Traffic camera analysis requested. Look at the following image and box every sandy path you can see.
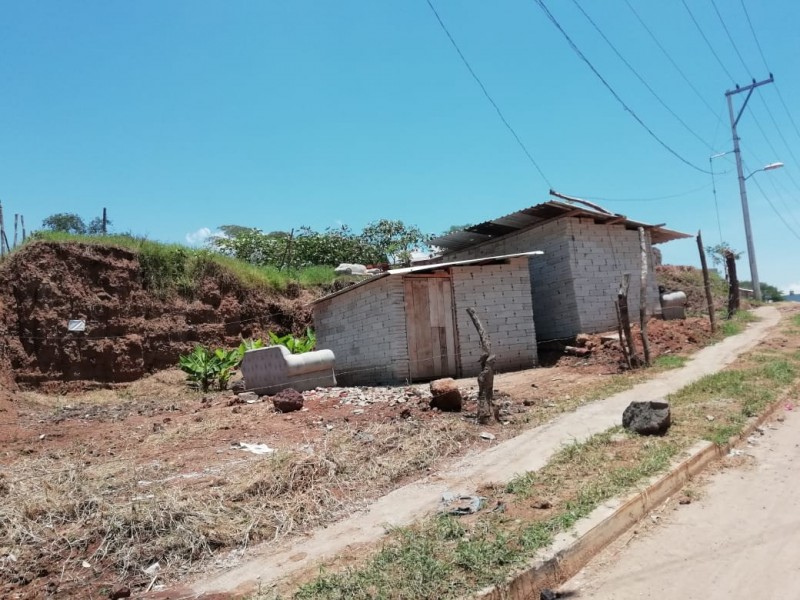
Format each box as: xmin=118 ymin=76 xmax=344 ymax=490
xmin=179 ymin=306 xmax=780 ymax=598
xmin=564 ymin=398 xmax=800 ymax=599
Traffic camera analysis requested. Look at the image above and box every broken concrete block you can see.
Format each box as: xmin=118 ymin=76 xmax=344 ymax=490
xmin=622 ymin=400 xmax=671 ymax=436
xmin=429 ymin=378 xmax=462 ymax=412
xmin=272 ymin=388 xmax=304 ymax=413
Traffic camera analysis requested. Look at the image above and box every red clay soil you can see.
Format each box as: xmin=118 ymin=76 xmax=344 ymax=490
xmin=0 ymin=242 xmax=314 ymax=390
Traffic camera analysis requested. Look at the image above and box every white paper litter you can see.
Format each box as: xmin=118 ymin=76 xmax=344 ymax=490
xmin=233 ymin=442 xmax=274 ymax=455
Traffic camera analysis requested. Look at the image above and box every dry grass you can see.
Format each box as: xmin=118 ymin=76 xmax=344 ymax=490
xmin=0 ymin=418 xmax=474 ymax=595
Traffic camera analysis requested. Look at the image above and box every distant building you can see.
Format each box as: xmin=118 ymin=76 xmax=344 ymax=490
xmin=784 ymin=291 xmax=800 ymax=302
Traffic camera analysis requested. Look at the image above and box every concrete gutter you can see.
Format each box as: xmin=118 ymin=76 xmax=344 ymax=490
xmin=475 ymin=396 xmax=790 ymax=600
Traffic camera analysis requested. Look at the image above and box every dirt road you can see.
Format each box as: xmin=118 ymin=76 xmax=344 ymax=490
xmin=182 ymin=307 xmax=781 ymax=598
xmin=564 ymin=403 xmax=800 ymax=599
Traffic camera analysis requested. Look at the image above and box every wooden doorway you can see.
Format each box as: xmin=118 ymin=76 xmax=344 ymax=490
xmin=404 ymin=275 xmax=458 ymax=380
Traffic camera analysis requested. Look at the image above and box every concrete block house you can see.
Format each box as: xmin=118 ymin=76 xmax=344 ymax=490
xmin=429 ymin=200 xmax=690 ymax=341
xmin=312 ymin=253 xmax=541 ymax=385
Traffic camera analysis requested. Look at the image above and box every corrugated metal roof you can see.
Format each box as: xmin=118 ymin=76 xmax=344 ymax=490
xmin=430 ymin=201 xmax=690 ymax=252
xmin=311 ymin=251 xmax=543 ymax=305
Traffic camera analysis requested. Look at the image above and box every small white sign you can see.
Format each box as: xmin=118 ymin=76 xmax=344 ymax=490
xmin=68 ymin=320 xmax=86 ymax=332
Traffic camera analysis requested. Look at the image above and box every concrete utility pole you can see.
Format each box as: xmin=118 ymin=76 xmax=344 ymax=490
xmin=725 ymin=75 xmax=774 ymax=302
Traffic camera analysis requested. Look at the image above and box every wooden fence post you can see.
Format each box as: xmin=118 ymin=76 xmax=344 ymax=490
xmin=20 ymin=215 xmax=26 ymax=242
xmin=466 ymin=307 xmax=496 ymax=424
xmin=725 ymin=250 xmax=739 ymax=319
xmin=637 ymin=228 xmax=651 ymax=366
xmin=618 ymin=273 xmax=640 ymax=367
xmin=102 ymin=207 xmax=107 ymax=234
xmin=14 ymin=214 xmax=18 ymax=248
xmin=696 ymin=231 xmax=717 ymax=333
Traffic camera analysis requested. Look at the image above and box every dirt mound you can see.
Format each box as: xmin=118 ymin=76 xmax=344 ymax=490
xmin=0 ymin=242 xmax=316 ymax=389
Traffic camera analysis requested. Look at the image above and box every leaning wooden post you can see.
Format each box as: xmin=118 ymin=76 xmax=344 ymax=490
xmin=20 ymin=215 xmax=26 ymax=241
xmin=696 ymin=231 xmax=717 ymax=333
xmin=615 ymin=299 xmax=632 ymax=369
xmin=13 ymin=214 xmax=18 ymax=248
xmin=725 ymin=250 xmax=739 ymax=319
xmin=102 ymin=207 xmax=108 ymax=234
xmin=637 ymin=227 xmax=651 ymax=366
xmin=0 ymin=201 xmax=5 ymax=257
xmin=466 ymin=307 xmax=496 ymax=424
xmin=617 ymin=274 xmax=640 ymax=367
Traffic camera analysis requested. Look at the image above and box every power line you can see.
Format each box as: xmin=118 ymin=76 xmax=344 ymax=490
xmin=423 ymin=0 xmax=551 ymax=187
xmin=739 ymin=0 xmax=800 ymax=141
xmin=748 ymin=173 xmax=800 ymax=242
xmin=709 ymin=0 xmax=753 ymax=77
xmin=747 ymin=108 xmax=800 ymax=195
xmin=571 ymin=0 xmax=715 ymax=151
xmin=623 ymin=0 xmax=720 ymax=120
xmin=531 ymin=0 xmax=712 ymax=175
xmin=681 ymin=0 xmax=736 ymax=82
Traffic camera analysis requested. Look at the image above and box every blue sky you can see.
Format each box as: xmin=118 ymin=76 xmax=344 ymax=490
xmin=2 ymin=1 xmax=799 ymax=291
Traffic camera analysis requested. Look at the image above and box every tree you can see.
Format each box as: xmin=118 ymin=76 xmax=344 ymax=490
xmin=41 ymin=213 xmax=87 ymax=234
xmin=360 ymin=219 xmax=431 ymax=265
xmin=741 ymin=280 xmax=783 ymax=302
xmin=217 ymin=224 xmax=258 ymax=239
xmin=87 ymin=216 xmax=112 ymax=234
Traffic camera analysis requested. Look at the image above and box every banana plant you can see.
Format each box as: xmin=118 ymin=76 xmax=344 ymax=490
xmin=178 ymin=346 xmax=219 ymax=392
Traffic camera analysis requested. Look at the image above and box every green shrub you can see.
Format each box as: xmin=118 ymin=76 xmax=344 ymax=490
xmin=178 ymin=338 xmax=264 ymax=391
xmin=268 ymin=328 xmax=316 ymax=353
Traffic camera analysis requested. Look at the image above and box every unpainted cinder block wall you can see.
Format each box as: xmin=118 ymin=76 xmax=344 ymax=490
xmin=567 ymin=219 xmax=660 ymax=333
xmin=442 ymin=219 xmax=580 ymax=340
xmin=313 ymin=276 xmax=409 ymax=386
xmin=442 ymin=218 xmax=661 ymax=338
xmin=451 ymin=256 xmax=538 ymax=376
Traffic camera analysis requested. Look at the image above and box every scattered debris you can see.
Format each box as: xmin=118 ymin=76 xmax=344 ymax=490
xmin=440 ymin=492 xmax=486 ymax=516
xmin=706 ymin=414 xmax=715 ymax=421
xmin=108 ymin=586 xmax=131 ymax=600
xmin=678 ymin=496 xmax=692 ymax=505
xmin=532 ymin=498 xmax=553 ymax=510
xmin=237 ymin=391 xmax=260 ymax=404
xmin=232 ymin=442 xmax=275 ymax=455
xmin=622 ymin=400 xmax=671 ymax=436
xmin=479 ymin=432 xmax=496 ymax=441
xmin=728 ymin=448 xmax=745 ymax=457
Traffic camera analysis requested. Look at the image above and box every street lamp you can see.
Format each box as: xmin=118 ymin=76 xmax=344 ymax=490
xmin=737 ymin=159 xmax=783 ymax=301
xmin=745 ymin=162 xmax=784 ymax=180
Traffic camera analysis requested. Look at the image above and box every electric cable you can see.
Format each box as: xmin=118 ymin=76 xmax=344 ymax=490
xmin=424 ymin=0 xmax=552 ymax=187
xmin=572 ymin=0 xmax=715 ymax=151
xmin=532 ymin=0 xmax=713 ymax=175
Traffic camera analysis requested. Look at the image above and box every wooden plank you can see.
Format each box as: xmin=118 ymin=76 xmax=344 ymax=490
xmin=429 ymin=280 xmax=443 ymax=375
xmin=404 ymin=279 xmax=420 ymax=379
xmin=441 ymin=279 xmax=457 ymax=375
xmin=412 ymin=279 xmax=434 ymax=379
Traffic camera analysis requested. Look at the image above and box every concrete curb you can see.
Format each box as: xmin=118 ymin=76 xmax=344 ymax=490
xmin=475 ymin=397 xmax=787 ymax=600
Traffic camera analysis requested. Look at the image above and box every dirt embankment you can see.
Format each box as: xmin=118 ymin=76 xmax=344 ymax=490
xmin=0 ymin=242 xmax=315 ymax=390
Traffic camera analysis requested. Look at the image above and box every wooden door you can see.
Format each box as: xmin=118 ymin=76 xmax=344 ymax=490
xmin=404 ymin=275 xmax=458 ymax=380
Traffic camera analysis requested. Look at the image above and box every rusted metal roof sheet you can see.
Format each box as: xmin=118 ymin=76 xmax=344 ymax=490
xmin=429 ymin=201 xmax=690 ymax=251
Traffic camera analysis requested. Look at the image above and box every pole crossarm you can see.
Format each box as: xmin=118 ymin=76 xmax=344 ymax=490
xmin=726 ymin=75 xmax=773 ymax=128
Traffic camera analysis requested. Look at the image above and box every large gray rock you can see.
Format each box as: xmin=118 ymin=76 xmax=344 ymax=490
xmin=622 ymin=400 xmax=671 ymax=436
xmin=429 ymin=378 xmax=463 ymax=412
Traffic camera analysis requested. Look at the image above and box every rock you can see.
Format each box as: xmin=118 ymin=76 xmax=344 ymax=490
xmin=523 ymin=398 xmax=535 ymax=406
xmin=480 ymin=431 xmax=496 ymax=441
xmin=272 ymin=389 xmax=304 ymax=413
xmin=237 ymin=391 xmax=260 ymax=404
xmin=230 ymin=379 xmax=245 ymax=393
xmin=429 ymin=378 xmax=463 ymax=412
xmin=532 ymin=498 xmax=552 ymax=509
xmin=334 ymin=263 xmax=368 ymax=275
xmin=622 ymin=400 xmax=671 ymax=436
xmin=575 ymin=333 xmax=591 ymax=347
xmin=108 ymin=586 xmax=131 ymax=600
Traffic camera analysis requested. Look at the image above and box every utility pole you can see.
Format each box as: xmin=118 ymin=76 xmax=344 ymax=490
xmin=726 ymin=74 xmax=774 ymax=302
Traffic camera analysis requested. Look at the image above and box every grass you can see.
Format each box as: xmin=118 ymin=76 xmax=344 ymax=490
xmin=652 ymin=354 xmax=688 ymax=370
xmin=0 ymin=410 xmax=476 ymax=595
xmin=17 ymin=232 xmax=338 ymax=296
xmin=719 ymin=309 xmax=759 ymax=337
xmin=277 ymin=431 xmax=678 ymax=600
xmin=268 ymin=308 xmax=800 ymax=599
